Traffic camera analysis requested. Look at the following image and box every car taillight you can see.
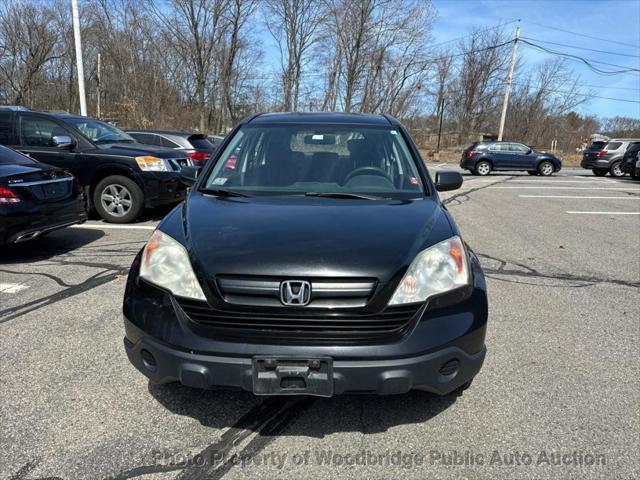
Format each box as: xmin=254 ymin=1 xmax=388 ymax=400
xmin=597 ymin=150 xmax=607 ymax=157
xmin=0 ymin=186 xmax=21 ymax=204
xmin=188 ymin=151 xmax=210 ymax=163
xmin=465 ymin=150 xmax=475 ymax=159
xmin=224 ymin=155 xmax=237 ymax=169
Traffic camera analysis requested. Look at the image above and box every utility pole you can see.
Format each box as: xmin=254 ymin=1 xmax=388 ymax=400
xmin=436 ymin=97 xmax=445 ymax=152
xmin=497 ymin=23 xmax=520 ymax=141
xmin=71 ymin=0 xmax=87 ymax=116
xmin=96 ymin=53 xmax=101 ymax=119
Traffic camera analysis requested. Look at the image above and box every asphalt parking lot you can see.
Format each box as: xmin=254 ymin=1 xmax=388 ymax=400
xmin=1 ymin=167 xmax=638 ymax=480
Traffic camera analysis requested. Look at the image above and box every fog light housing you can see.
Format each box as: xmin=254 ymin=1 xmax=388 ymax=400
xmin=439 ymin=358 xmax=460 ymax=377
xmin=140 ymin=349 xmax=157 ymax=372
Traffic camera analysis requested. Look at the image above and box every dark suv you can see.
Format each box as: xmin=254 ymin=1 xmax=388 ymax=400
xmin=460 ymin=141 xmax=562 ymax=176
xmin=0 ymin=109 xmax=191 ymax=223
xmin=621 ymin=141 xmax=640 ymax=178
xmin=123 ymin=113 xmax=488 ymax=397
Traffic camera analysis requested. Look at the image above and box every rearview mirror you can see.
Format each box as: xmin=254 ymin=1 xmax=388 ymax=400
xmin=435 ymin=171 xmax=463 ymax=192
xmin=179 ymin=165 xmax=199 ymax=186
xmin=53 ymin=135 xmax=75 ymax=149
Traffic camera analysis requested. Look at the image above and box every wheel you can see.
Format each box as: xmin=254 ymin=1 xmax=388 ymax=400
xmin=93 ymin=175 xmax=144 ymax=223
xmin=538 ymin=161 xmax=554 ymax=176
xmin=609 ymin=161 xmax=624 ymax=178
xmin=527 ymin=171 xmax=537 ymax=176
xmin=592 ymin=169 xmax=607 ymax=177
xmin=475 ymin=161 xmax=491 ymax=176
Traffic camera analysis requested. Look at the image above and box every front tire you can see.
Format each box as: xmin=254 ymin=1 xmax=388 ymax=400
xmin=592 ymin=169 xmax=607 ymax=177
xmin=538 ymin=161 xmax=554 ymax=176
xmin=475 ymin=160 xmax=491 ymax=176
xmin=610 ymin=161 xmax=624 ymax=178
xmin=93 ymin=175 xmax=144 ymax=223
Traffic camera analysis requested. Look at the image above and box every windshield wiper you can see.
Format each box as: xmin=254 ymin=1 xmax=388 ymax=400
xmin=304 ymin=192 xmax=382 ymax=200
xmin=200 ymin=188 xmax=250 ymax=198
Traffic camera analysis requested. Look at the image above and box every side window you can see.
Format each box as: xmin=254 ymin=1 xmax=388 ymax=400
xmin=18 ymin=116 xmax=68 ymax=148
xmin=130 ymin=133 xmax=154 ymax=145
xmin=0 ymin=112 xmax=13 ymax=144
xmin=489 ymin=144 xmax=504 ymax=152
xmin=511 ymin=143 xmax=529 ymax=153
xmin=159 ymin=136 xmax=179 ymax=148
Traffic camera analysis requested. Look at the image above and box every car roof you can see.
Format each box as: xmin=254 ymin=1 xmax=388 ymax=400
xmin=127 ymin=129 xmax=203 ymax=138
xmin=608 ymin=138 xmax=640 ymax=142
xmin=248 ymin=112 xmax=396 ymax=126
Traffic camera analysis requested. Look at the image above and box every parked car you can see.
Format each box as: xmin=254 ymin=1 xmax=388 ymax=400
xmin=207 ymin=134 xmax=225 ymax=151
xmin=0 ymin=145 xmax=86 ymax=244
xmin=580 ymin=138 xmax=640 ymax=177
xmin=634 ymin=153 xmax=640 ymax=181
xmin=123 ymin=112 xmax=488 ymax=397
xmin=460 ymin=141 xmax=561 ymax=176
xmin=126 ymin=130 xmax=214 ymax=166
xmin=621 ymin=141 xmax=640 ymax=177
xmin=0 ymin=108 xmax=191 ymax=223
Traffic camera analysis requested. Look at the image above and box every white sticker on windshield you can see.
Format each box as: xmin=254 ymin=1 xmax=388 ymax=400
xmin=212 ymin=177 xmax=227 ymax=185
xmin=312 ymin=134 xmax=324 ymax=140
xmin=390 ymin=130 xmax=398 ymax=135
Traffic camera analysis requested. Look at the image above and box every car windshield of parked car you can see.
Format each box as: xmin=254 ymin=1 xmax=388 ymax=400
xmin=0 ymin=145 xmax=37 ymax=165
xmin=64 ymin=118 xmax=135 ymax=144
xmin=203 ymin=125 xmax=425 ymax=198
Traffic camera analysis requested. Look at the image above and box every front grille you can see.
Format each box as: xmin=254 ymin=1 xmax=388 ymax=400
xmin=217 ymin=276 xmax=376 ymax=308
xmin=166 ymin=157 xmax=192 ymax=171
xmin=176 ymin=298 xmax=422 ymax=343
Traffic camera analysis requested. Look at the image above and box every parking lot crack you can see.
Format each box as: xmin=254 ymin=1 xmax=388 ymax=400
xmin=443 ymin=176 xmax=513 ymax=207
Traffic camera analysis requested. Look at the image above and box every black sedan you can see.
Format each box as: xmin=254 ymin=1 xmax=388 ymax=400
xmin=0 ymin=145 xmax=87 ymax=245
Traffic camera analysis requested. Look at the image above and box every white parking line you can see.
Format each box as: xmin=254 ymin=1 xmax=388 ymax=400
xmin=508 ymin=180 xmax=631 ymax=184
xmin=0 ymin=283 xmax=29 ymax=294
xmin=493 ymin=186 xmax=640 ymax=191
xmin=566 ymin=211 xmax=640 ymax=215
xmin=520 ymin=195 xmax=640 ymax=200
xmin=73 ymin=223 xmax=157 ymax=230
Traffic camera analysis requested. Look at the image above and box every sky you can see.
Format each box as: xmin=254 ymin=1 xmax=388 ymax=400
xmin=430 ymin=0 xmax=640 ymax=118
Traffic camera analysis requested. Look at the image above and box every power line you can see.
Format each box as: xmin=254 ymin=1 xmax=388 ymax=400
xmin=520 ymin=39 xmax=640 ymax=75
xmin=520 ymin=36 xmax=640 ymax=59
xmin=428 ymin=19 xmax=519 ymax=50
xmin=524 ymin=20 xmax=640 ymax=49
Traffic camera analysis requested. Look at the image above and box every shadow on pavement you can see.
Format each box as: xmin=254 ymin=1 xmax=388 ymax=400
xmin=0 ymin=227 xmax=104 ymax=264
xmin=149 ymin=382 xmax=458 ymax=436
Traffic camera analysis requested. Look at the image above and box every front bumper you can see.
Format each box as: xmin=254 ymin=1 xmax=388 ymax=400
xmin=122 ymin=251 xmax=489 ymax=396
xmin=124 ymin=329 xmax=486 ymax=395
xmin=0 ymin=194 xmax=87 ymax=244
xmin=134 ymin=172 xmax=187 ymax=208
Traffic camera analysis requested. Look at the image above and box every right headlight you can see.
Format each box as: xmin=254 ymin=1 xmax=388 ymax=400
xmin=388 ymin=236 xmax=469 ymax=306
xmin=139 ymin=230 xmax=206 ymax=300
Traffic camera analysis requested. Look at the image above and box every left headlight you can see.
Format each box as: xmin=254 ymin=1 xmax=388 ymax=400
xmin=135 ymin=156 xmax=169 ymax=172
xmin=139 ymin=230 xmax=206 ymax=300
xmin=388 ymin=236 xmax=469 ymax=306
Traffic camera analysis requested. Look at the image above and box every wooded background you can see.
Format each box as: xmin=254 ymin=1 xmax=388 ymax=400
xmin=1 ymin=0 xmax=638 ymax=153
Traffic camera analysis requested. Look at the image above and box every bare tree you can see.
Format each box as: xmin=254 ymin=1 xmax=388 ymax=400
xmin=265 ymin=0 xmax=321 ymax=111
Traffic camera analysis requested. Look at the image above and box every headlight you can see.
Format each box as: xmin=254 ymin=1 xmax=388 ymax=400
xmin=139 ymin=230 xmax=206 ymax=300
xmin=135 ymin=156 xmax=169 ymax=172
xmin=388 ymin=236 xmax=469 ymax=305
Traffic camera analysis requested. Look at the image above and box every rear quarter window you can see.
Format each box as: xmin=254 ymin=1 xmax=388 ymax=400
xmin=189 ymin=138 xmax=213 ymax=150
xmin=605 ymin=142 xmax=622 ymax=150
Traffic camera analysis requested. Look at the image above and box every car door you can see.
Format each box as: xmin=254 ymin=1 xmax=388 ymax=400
xmin=509 ymin=143 xmax=535 ymax=169
xmin=487 ymin=143 xmax=505 ymax=169
xmin=14 ymin=114 xmax=85 ymax=181
xmin=497 ymin=143 xmax=523 ymax=169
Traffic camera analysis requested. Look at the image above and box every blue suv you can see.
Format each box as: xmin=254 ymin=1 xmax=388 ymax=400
xmin=460 ymin=141 xmax=562 ymax=176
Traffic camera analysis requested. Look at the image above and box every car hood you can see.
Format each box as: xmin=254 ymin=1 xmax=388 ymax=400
xmin=161 ymin=193 xmax=456 ymax=284
xmin=95 ymin=143 xmax=184 ymax=158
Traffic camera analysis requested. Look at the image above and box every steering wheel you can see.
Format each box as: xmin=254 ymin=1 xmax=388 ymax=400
xmin=343 ymin=166 xmax=392 ymax=184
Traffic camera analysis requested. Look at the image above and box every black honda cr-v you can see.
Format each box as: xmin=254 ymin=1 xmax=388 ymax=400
xmin=123 ymin=113 xmax=488 ymax=397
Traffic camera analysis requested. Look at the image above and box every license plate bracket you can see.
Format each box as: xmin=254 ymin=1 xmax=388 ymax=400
xmin=252 ymin=356 xmax=333 ymax=397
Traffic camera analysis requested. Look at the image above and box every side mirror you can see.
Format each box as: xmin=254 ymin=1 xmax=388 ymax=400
xmin=53 ymin=135 xmax=75 ymax=149
xmin=526 ymin=148 xmax=532 ymax=155
xmin=179 ymin=165 xmax=199 ymax=186
xmin=435 ymin=171 xmax=463 ymax=192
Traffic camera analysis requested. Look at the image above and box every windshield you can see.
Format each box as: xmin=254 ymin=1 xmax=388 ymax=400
xmin=63 ymin=118 xmax=135 ymax=144
xmin=203 ymin=125 xmax=425 ymax=198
